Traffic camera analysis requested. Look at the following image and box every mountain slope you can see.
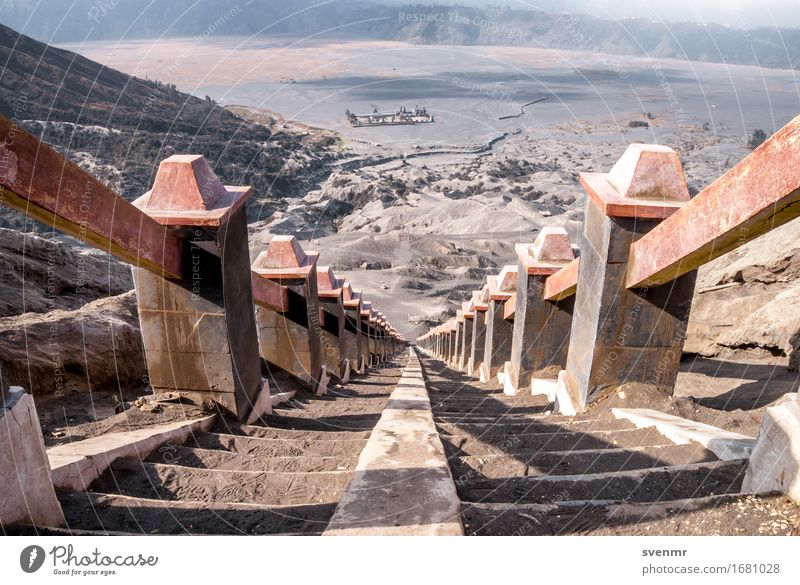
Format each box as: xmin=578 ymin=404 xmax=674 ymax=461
xmin=2 ymin=1 xmax=800 ymax=70
xmin=0 ymin=22 xmax=339 ymax=231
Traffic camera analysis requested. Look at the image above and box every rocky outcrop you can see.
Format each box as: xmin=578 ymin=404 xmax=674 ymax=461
xmin=0 ymin=291 xmax=146 ymax=396
xmin=0 ymin=23 xmax=339 ymax=233
xmin=686 ymin=218 xmax=800 ymax=367
xmin=0 ymin=228 xmax=132 ymax=317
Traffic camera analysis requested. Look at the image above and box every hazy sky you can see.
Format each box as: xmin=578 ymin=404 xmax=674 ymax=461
xmin=384 ymin=0 xmax=800 ymax=29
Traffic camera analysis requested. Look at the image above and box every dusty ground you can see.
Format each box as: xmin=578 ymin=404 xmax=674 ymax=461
xmin=462 ymin=494 xmax=800 ymax=536
xmin=38 ymin=388 xmax=209 ymax=448
xmin=421 ymin=355 xmax=800 ymax=536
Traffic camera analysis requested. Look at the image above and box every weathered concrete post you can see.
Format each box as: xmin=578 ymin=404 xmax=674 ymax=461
xmin=447 ymin=319 xmax=457 ymax=365
xmin=0 ymin=384 xmax=65 ymax=528
xmin=469 ymin=288 xmax=489 ymax=376
xmin=460 ymin=301 xmax=474 ymax=371
xmin=480 ymin=266 xmax=518 ymax=383
xmin=453 ymin=310 xmax=465 ymax=369
xmin=505 ymin=228 xmax=576 ymax=395
xmin=316 ymin=266 xmax=347 ymax=382
xmin=558 ymin=144 xmax=696 ymax=414
xmin=362 ymin=303 xmax=376 ymax=365
xmin=252 ymin=235 xmax=328 ymax=396
xmin=360 ymin=301 xmax=373 ymax=369
xmin=342 ymin=283 xmax=365 ymax=374
xmin=377 ymin=315 xmax=387 ymax=362
xmin=132 ymin=155 xmax=266 ymax=420
xmin=371 ymin=311 xmax=381 ymax=363
xmin=378 ymin=313 xmax=387 ymax=363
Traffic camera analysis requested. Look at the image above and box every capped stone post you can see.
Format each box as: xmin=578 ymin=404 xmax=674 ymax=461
xmin=342 ymin=283 xmax=366 ymax=374
xmin=469 ymin=287 xmax=490 ymax=376
xmin=460 ymin=300 xmax=474 ymax=371
xmin=505 ymin=227 xmax=576 ymax=395
xmin=480 ymin=266 xmax=518 ymax=383
xmin=453 ymin=317 xmax=462 ymax=368
xmin=251 ymin=235 xmax=327 ymax=396
xmin=361 ymin=302 xmax=376 ymax=366
xmin=132 ymin=154 xmax=266 ymax=420
xmin=316 ymin=266 xmax=348 ymax=382
xmin=558 ymin=144 xmax=696 ymax=414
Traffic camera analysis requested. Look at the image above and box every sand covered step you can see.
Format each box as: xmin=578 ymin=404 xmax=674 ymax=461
xmin=441 ymin=426 xmax=671 ymax=456
xmin=276 ymin=397 xmax=389 ymax=412
xmin=191 ymin=431 xmax=368 ymax=457
xmin=258 ymin=413 xmax=382 ymax=431
xmin=91 ymin=459 xmax=352 ymax=505
xmin=146 ymin=446 xmax=356 ymax=473
xmin=457 ymin=459 xmax=747 ymax=504
xmin=450 ymin=443 xmax=717 ymax=478
xmin=212 ymin=422 xmax=371 ymax=441
xmin=58 ymin=491 xmax=333 ymax=535
xmin=435 ymin=419 xmax=629 ymax=433
xmin=427 ymin=390 xmax=510 ymax=400
xmin=431 ymin=405 xmax=551 ymax=417
xmin=460 ymin=493 xmax=793 ymax=536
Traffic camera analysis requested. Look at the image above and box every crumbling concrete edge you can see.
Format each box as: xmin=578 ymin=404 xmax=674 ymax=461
xmin=742 ymin=399 xmax=800 ymax=503
xmin=47 ymin=414 xmax=217 ymax=491
xmin=324 ymin=348 xmax=463 ymax=536
xmin=613 ymin=407 xmax=755 ymax=461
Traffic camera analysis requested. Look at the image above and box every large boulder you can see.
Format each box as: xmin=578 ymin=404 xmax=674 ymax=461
xmin=743 ymin=398 xmax=800 ymax=503
xmin=0 ymin=291 xmax=145 ymax=396
xmin=686 ymin=218 xmax=800 ymax=365
xmin=0 ymin=227 xmax=132 ymax=317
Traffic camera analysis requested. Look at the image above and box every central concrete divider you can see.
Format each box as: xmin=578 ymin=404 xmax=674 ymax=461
xmin=324 ymin=348 xmax=463 ymax=536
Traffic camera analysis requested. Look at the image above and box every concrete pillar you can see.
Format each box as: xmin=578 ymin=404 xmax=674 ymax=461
xmin=360 ymin=301 xmax=373 ymax=367
xmin=460 ymin=301 xmax=474 ymax=371
xmin=743 ymin=398 xmax=800 ymax=503
xmin=452 ymin=313 xmax=464 ymax=368
xmin=506 ymin=228 xmax=576 ymax=395
xmin=343 ymin=284 xmax=365 ymax=374
xmin=252 ymin=235 xmax=327 ymax=396
xmin=132 ymin=154 xmax=265 ymax=420
xmin=559 ymin=144 xmax=696 ymax=414
xmin=369 ymin=312 xmax=379 ymax=364
xmin=481 ymin=266 xmax=517 ymax=382
xmin=470 ymin=289 xmax=489 ymax=376
xmin=0 ymin=387 xmax=65 ymax=528
xmin=363 ymin=304 xmax=378 ymax=365
xmin=317 ymin=266 xmax=347 ymax=381
xmin=377 ymin=316 xmax=387 ymax=362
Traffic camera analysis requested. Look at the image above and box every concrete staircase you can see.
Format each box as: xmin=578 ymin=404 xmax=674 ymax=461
xmin=421 ymin=356 xmax=750 ymax=536
xmin=52 ymin=359 xmax=407 ymax=535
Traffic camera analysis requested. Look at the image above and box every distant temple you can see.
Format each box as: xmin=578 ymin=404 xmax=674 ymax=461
xmin=346 ymin=106 xmax=435 ymax=127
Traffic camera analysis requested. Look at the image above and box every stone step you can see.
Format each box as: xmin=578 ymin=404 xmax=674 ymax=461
xmin=450 ymin=443 xmax=716 ymax=479
xmin=213 ymin=422 xmax=371 ymax=441
xmin=429 ymin=394 xmax=551 ymax=405
xmin=257 ymin=413 xmax=382 ymax=431
xmin=434 ymin=411 xmax=601 ymax=424
xmin=91 ymin=459 xmax=351 ymax=505
xmin=457 ymin=459 xmax=747 ymax=504
xmin=191 ymin=431 xmax=368 ymax=458
xmin=427 ymin=390 xmax=511 ymax=399
xmin=432 ymin=408 xmax=553 ymax=418
xmin=146 ymin=446 xmax=356 ymax=473
xmin=57 ymin=491 xmax=332 ymax=535
xmin=435 ymin=419 xmax=631 ymax=434
xmin=441 ymin=426 xmax=670 ymax=455
xmin=275 ymin=397 xmax=388 ymax=411
xmin=460 ymin=494 xmax=747 ymax=536
xmin=429 ymin=398 xmax=557 ymax=410
xmin=46 ymin=415 xmax=216 ymax=491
